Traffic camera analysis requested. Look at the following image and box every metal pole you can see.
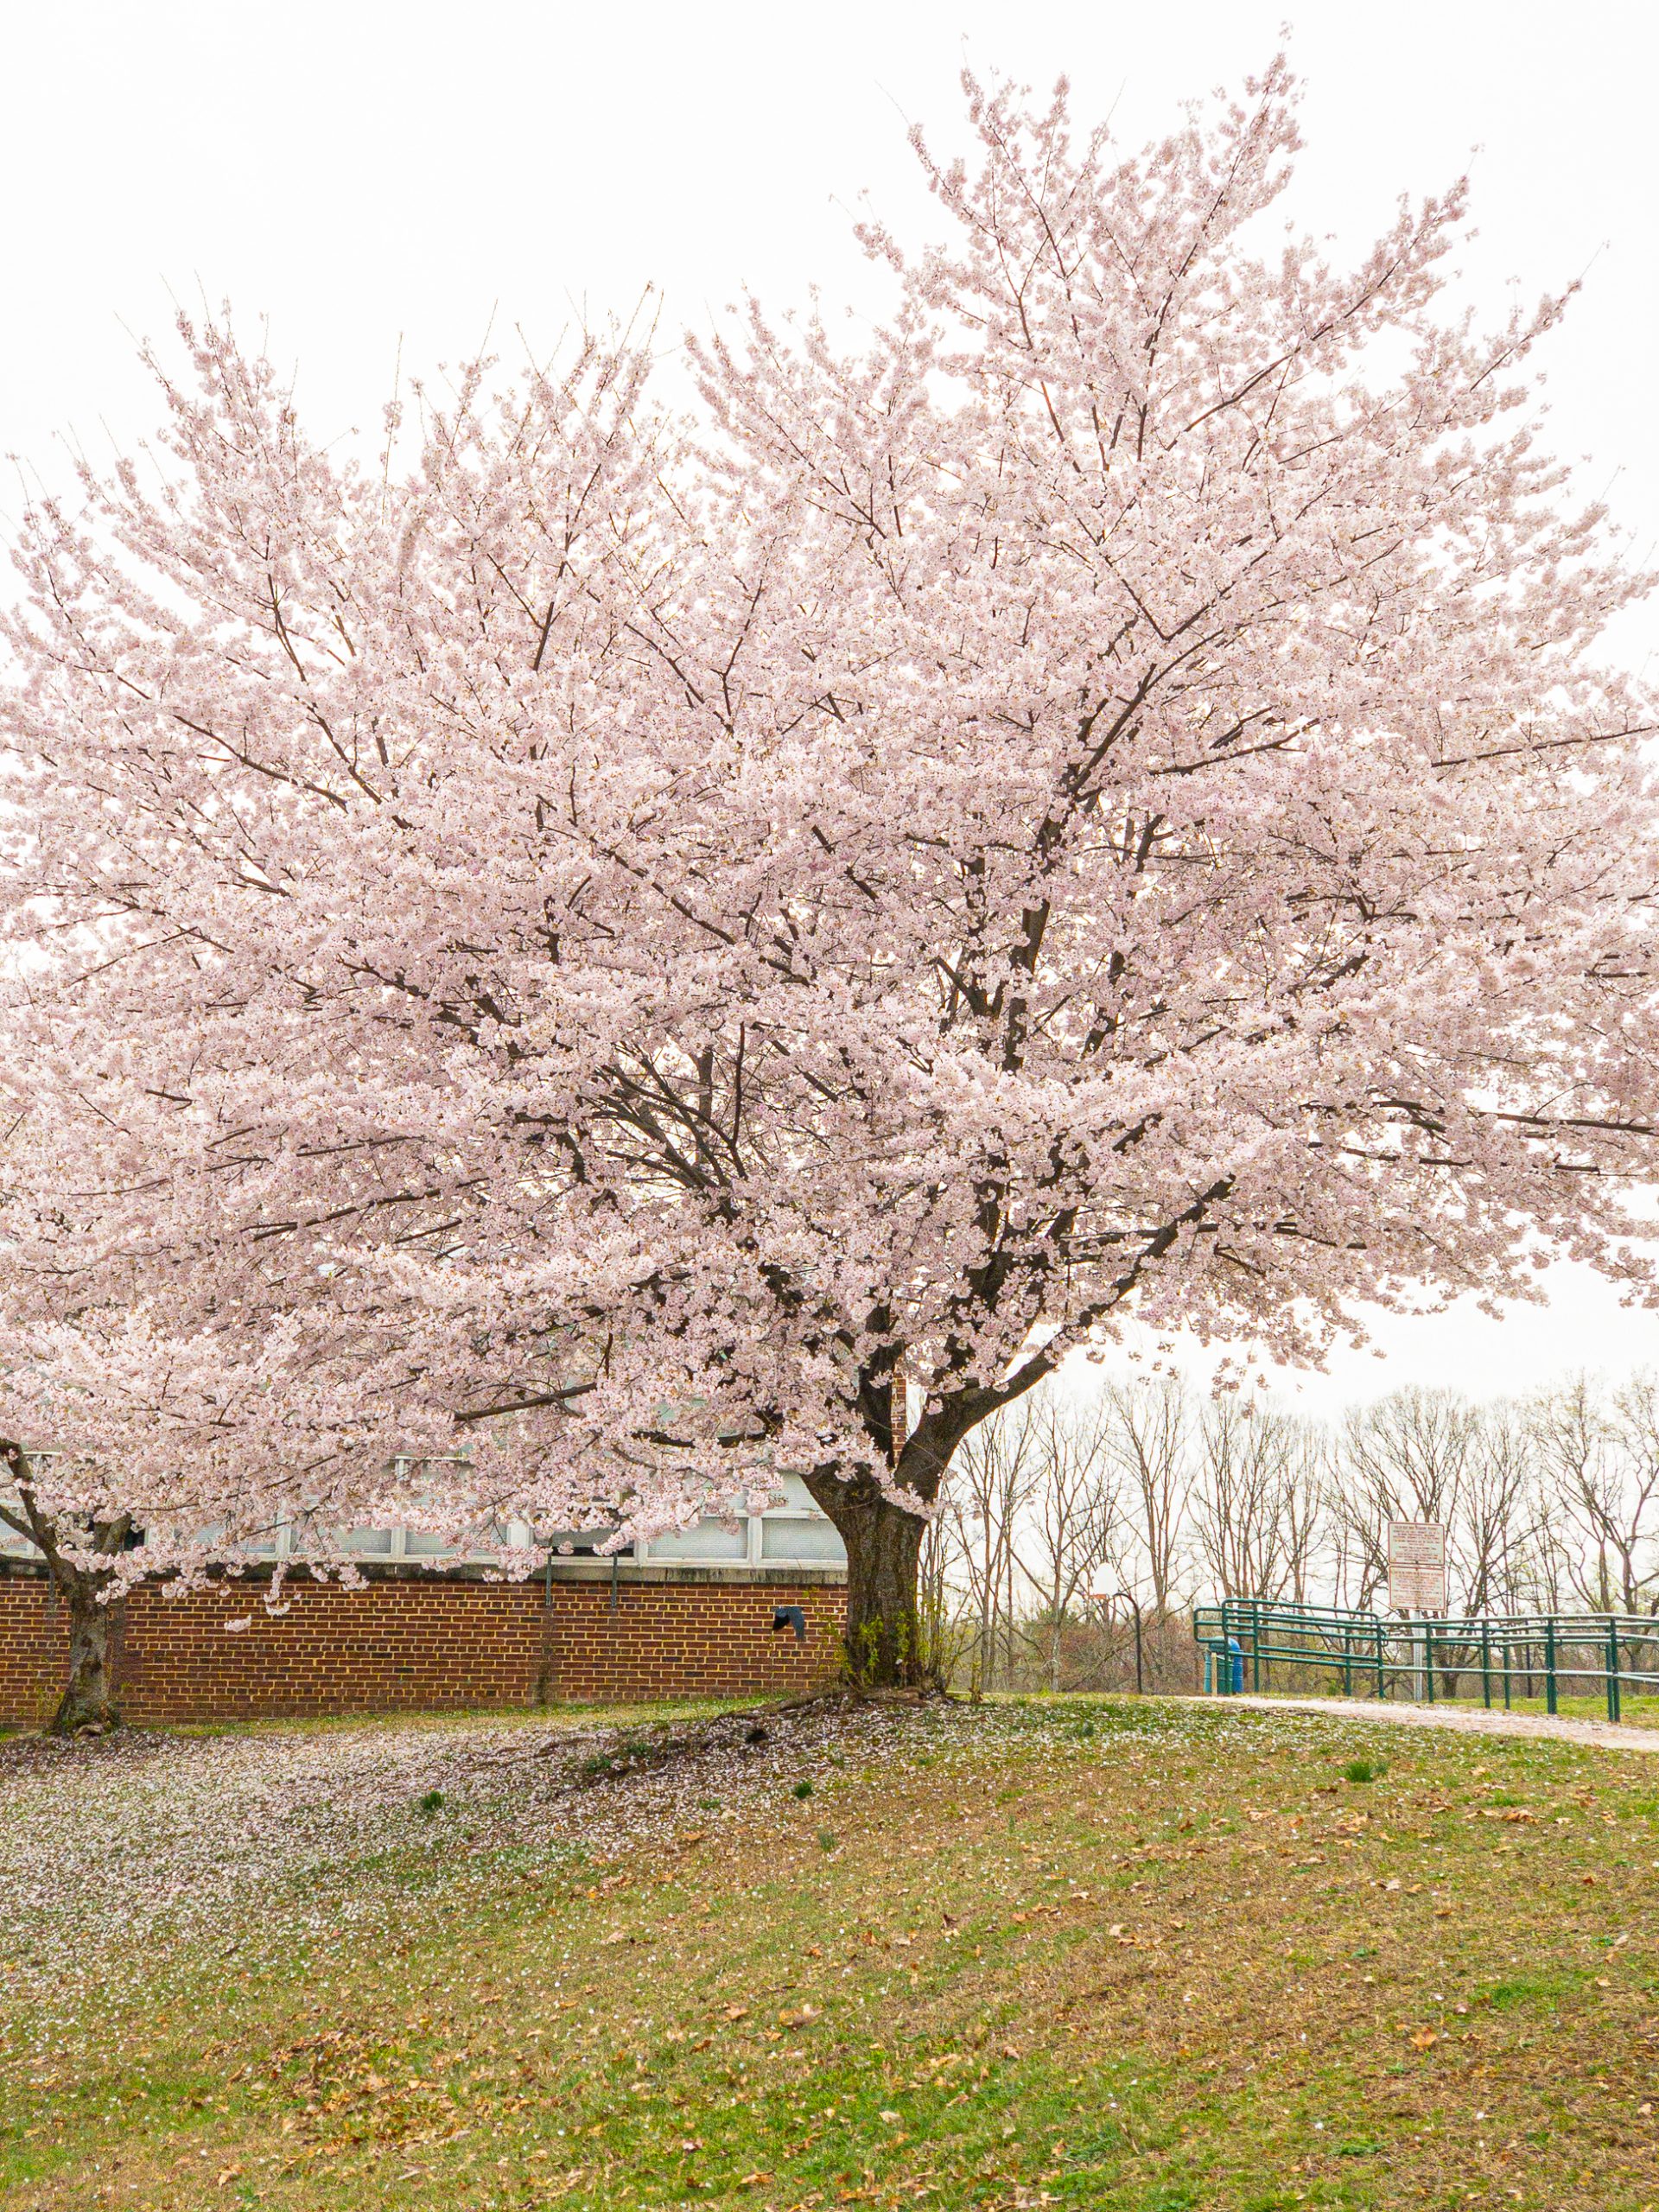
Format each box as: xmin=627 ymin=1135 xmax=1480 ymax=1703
xmin=1424 ymin=1620 xmax=1435 ymax=1704
xmin=1607 ymin=1619 xmax=1621 ymax=1726
xmin=1376 ymin=1618 xmax=1385 ymax=1700
xmin=1545 ymin=1617 xmax=1558 ymax=1716
xmin=1251 ymin=1600 xmax=1262 ymax=1694
xmin=1481 ymin=1621 xmax=1491 ymax=1709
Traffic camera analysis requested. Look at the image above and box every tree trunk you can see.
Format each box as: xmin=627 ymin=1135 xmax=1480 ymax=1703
xmin=53 ymin=1577 xmax=120 ymax=1734
xmin=811 ymin=1477 xmax=928 ymax=1687
xmin=0 ymin=1444 xmax=128 ymax=1734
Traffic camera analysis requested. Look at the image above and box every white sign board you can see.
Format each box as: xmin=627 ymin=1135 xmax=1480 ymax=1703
xmin=1387 ymin=1521 xmax=1446 ymax=1614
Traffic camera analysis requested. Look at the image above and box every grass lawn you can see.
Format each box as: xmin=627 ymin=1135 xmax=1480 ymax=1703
xmin=2 ymin=1694 xmax=1656 ymax=2211
xmin=1215 ymin=1682 xmax=1659 ymax=1733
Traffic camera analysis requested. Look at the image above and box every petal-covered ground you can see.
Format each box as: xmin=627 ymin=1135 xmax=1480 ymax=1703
xmin=0 ymin=1698 xmax=914 ymax=2011
xmin=3 ymin=1694 xmax=1656 ymax=2210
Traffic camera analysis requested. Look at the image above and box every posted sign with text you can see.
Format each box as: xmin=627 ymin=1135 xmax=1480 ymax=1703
xmin=1387 ymin=1522 xmax=1446 ymax=1614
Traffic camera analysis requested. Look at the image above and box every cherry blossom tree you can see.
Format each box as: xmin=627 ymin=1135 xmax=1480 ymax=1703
xmin=0 ymin=1102 xmax=499 ymax=1728
xmin=4 ymin=58 xmax=1659 ymax=1707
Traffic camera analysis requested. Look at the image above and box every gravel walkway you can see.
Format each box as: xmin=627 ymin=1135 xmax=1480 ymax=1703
xmin=1194 ymin=1692 xmax=1659 ymax=1754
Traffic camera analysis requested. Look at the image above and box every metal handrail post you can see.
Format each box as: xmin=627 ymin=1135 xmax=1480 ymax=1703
xmin=1174 ymin=1600 xmax=1657 ymax=1714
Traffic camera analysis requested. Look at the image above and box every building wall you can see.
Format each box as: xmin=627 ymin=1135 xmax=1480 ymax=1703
xmin=0 ymin=1563 xmax=847 ymax=1726
xmin=0 ymin=1573 xmax=70 ymax=1726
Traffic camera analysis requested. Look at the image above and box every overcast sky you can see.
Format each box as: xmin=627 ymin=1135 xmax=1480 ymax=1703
xmin=3 ymin=0 xmax=1656 ymax=1409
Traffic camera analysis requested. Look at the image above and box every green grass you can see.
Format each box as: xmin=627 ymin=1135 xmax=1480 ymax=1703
xmin=1503 ymin=1692 xmax=1659 ymax=1730
xmin=1339 ymin=1757 xmax=1388 ymax=1784
xmin=160 ymin=1694 xmax=768 ymax=1741
xmin=3 ymin=1695 xmax=1658 ymax=2210
xmin=1230 ymin=1680 xmax=1659 ymax=1731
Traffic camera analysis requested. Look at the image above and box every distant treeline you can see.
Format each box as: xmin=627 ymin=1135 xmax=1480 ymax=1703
xmin=923 ymin=1376 xmax=1659 ymax=1694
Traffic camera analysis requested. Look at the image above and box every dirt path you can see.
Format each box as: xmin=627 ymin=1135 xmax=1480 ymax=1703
xmin=1196 ymin=1691 xmax=1659 ymax=1755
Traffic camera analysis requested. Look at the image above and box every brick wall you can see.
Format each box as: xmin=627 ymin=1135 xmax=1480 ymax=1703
xmin=0 ymin=1574 xmax=69 ymax=1726
xmin=0 ymin=1564 xmax=847 ymax=1726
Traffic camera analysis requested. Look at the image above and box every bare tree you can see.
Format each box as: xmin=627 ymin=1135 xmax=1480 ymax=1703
xmin=1015 ymin=1396 xmax=1124 ymax=1690
xmin=1329 ymin=1388 xmax=1481 ymax=1610
xmin=1534 ymin=1375 xmax=1659 ymax=1614
xmin=1608 ymin=1377 xmax=1659 ymax=1612
xmin=1459 ymin=1401 xmax=1545 ymax=1616
xmin=1193 ymin=1400 xmax=1326 ymax=1603
xmin=942 ymin=1395 xmax=1046 ymax=1689
xmin=1098 ymin=1378 xmax=1191 ymax=1627
xmin=932 ymin=1368 xmax=1659 ymax=1697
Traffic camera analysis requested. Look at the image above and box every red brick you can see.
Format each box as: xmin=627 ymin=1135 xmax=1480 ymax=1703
xmin=0 ymin=1568 xmax=847 ymax=1725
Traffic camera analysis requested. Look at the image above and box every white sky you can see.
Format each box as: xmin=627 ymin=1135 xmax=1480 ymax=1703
xmin=3 ymin=0 xmax=1657 ymax=1409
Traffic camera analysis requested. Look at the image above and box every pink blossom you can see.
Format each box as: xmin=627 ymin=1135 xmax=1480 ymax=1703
xmin=2 ymin=62 xmax=1656 ymax=1680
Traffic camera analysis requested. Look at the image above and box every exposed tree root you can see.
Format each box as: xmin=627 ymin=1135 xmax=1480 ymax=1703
xmin=562 ymin=1679 xmax=956 ymax=1787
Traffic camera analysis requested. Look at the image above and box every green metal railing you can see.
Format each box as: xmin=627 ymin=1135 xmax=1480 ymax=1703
xmin=1192 ymin=1598 xmax=1659 ymax=1723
